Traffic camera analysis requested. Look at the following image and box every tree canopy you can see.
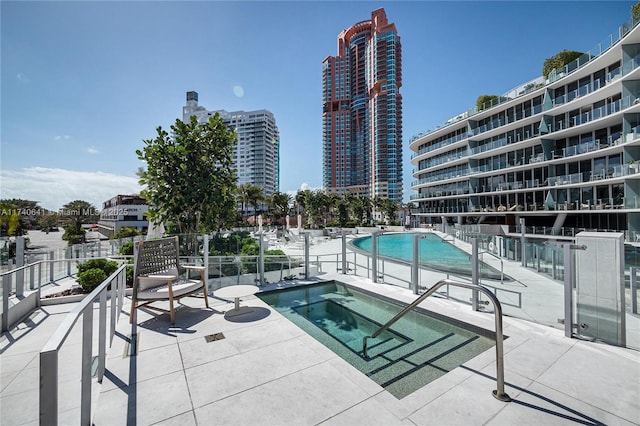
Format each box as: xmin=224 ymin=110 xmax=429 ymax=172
xmin=542 ymin=49 xmax=584 ymax=78
xmin=237 ymin=183 xmax=264 ymax=224
xmin=137 ymin=115 xmax=237 ymax=234
xmin=476 ymin=95 xmax=498 ymax=111
xmin=632 ymin=1 xmax=640 ymax=23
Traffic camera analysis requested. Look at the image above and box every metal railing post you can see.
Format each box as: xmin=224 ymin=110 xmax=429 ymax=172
xmin=49 ymin=251 xmax=54 ymax=283
xmin=110 ymin=270 xmax=117 ymax=344
xmin=98 ymin=290 xmax=107 ymax=383
xmin=412 ymin=234 xmax=419 ymax=294
xmin=258 ymin=232 xmax=265 ymax=285
xmin=562 ymin=243 xmax=587 ymax=338
xmin=372 ymin=231 xmax=378 ymax=283
xmin=203 ymin=234 xmax=209 ymax=289
xmin=304 ymin=233 xmax=310 ymax=279
xmin=66 ymin=247 xmax=72 ymax=277
xmin=29 ymin=256 xmax=35 ymax=290
xmin=16 ymin=236 xmax=24 ymax=296
xmin=520 ymin=218 xmax=526 ymax=266
xmin=471 ymin=238 xmax=479 ymax=310
xmin=341 ymin=230 xmax=347 ymax=274
xmin=81 ymin=303 xmax=93 ymax=425
xmin=118 ymin=269 xmax=124 ymax=313
xmin=2 ymin=275 xmax=10 ymax=332
xmin=563 ymin=244 xmax=574 ymax=338
xmin=40 ymin=349 xmax=58 ymax=425
xmin=632 ymin=267 xmax=638 ymax=314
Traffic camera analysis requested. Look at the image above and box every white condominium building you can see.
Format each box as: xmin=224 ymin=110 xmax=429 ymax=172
xmin=182 ymin=91 xmax=280 ymax=197
xmin=410 ymin=20 xmax=640 ymax=242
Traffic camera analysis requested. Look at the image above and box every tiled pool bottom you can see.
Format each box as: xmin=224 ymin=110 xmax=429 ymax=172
xmin=258 ymin=281 xmax=496 ymax=399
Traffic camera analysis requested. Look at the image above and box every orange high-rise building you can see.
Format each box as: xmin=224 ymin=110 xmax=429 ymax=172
xmin=322 ymin=8 xmax=403 ymax=202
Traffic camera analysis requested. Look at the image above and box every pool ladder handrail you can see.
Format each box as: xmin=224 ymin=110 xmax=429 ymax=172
xmin=362 ymin=278 xmax=512 ymax=402
xmin=478 ymin=249 xmax=504 ymax=284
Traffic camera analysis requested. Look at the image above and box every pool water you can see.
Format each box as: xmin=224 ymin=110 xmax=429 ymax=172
xmin=351 ymin=232 xmax=505 ymax=280
xmin=258 ymin=281 xmax=496 ymax=399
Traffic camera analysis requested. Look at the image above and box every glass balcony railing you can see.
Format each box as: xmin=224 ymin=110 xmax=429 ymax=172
xmin=411 ymin=19 xmax=640 ymax=145
xmin=411 ymin=132 xmax=468 ymax=158
xmin=550 ymin=96 xmax=634 ymax=132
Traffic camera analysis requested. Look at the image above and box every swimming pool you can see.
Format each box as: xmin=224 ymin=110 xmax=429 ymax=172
xmin=258 ymin=281 xmax=496 ymax=399
xmin=351 ymin=232 xmax=506 ymax=280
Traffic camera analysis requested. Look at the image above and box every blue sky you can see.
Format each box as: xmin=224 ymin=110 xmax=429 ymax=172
xmin=1 ymin=0 xmax=636 ymax=210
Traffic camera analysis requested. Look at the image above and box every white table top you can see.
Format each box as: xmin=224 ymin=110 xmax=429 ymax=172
xmin=213 ymin=285 xmax=259 ymax=299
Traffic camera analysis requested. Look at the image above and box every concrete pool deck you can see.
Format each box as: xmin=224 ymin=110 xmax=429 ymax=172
xmin=1 ymin=235 xmax=639 ymax=425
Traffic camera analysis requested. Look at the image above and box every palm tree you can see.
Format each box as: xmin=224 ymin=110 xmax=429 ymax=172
xmin=336 ymin=198 xmax=350 ymax=227
xmin=380 ymin=199 xmax=399 ymax=225
xmin=295 ymin=190 xmax=308 ymax=216
xmin=237 ymin=183 xmax=263 ymax=225
xmin=325 ymin=193 xmax=342 ymax=223
xmin=350 ymin=196 xmax=372 ymax=226
xmin=302 ymin=190 xmax=326 ymax=229
xmin=270 ymin=191 xmax=292 ymax=225
xmin=60 ymin=200 xmax=98 ymax=244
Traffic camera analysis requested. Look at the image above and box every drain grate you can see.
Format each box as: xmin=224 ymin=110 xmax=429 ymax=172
xmin=123 ymin=333 xmax=139 ymax=357
xmin=204 ymin=332 xmax=225 ymax=343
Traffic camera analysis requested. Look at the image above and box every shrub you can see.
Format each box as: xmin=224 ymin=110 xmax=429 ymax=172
xmin=125 ymin=258 xmax=134 ymax=287
xmin=542 ymin=49 xmax=584 ymax=78
xmin=62 ymin=225 xmax=85 ymax=245
xmin=77 ymin=258 xmax=118 ymax=276
xmin=77 ymin=268 xmax=107 ymax=292
xmin=119 ymin=241 xmax=134 ymax=256
xmin=110 ymin=226 xmax=141 ymax=240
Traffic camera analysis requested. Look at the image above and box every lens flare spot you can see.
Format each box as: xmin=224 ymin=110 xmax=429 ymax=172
xmin=233 ymin=85 xmax=244 ymax=97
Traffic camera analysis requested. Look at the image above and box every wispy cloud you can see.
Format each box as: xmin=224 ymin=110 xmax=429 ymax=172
xmin=285 ymin=182 xmax=319 ymax=199
xmin=87 ymin=146 xmax=99 ymax=154
xmin=53 ymin=134 xmax=72 ymax=141
xmin=0 ymin=167 xmax=142 ymax=210
xmin=16 ymin=72 xmax=30 ymax=83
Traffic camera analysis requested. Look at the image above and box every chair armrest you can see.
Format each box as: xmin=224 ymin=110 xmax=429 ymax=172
xmin=182 ymin=265 xmax=205 ymax=271
xmin=139 ymin=275 xmax=176 ymax=281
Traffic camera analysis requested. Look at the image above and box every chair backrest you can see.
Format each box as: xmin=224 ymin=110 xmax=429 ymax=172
xmin=133 ymin=236 xmax=182 ymax=292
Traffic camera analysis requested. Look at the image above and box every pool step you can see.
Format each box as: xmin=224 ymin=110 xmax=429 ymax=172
xmin=365 ymin=332 xmax=485 ymax=399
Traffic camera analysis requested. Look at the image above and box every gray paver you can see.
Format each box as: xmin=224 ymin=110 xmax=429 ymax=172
xmin=1 ymin=235 xmax=639 ymax=425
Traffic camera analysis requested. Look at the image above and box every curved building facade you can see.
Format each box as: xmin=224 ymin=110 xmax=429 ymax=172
xmin=410 ymin=19 xmax=640 ymax=241
xmin=322 ymin=8 xmax=403 ymax=202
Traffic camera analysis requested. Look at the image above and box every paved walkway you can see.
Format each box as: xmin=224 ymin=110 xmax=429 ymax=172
xmin=1 ymin=233 xmax=639 ymax=425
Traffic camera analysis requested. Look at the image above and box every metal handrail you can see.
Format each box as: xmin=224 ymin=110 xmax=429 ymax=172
xmin=362 ymin=278 xmax=511 ymax=402
xmin=479 ymin=249 xmax=504 ymax=284
xmin=40 ymin=264 xmax=127 ymax=425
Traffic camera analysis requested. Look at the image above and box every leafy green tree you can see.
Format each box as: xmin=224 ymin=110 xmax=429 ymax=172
xmin=336 ymin=198 xmax=350 ymax=227
xmin=380 ymin=199 xmax=399 ymax=225
xmin=542 ymin=49 xmax=584 ymax=78
xmin=60 ymin=200 xmax=98 ymax=235
xmin=294 ymin=190 xmax=307 ymax=215
xmin=38 ymin=213 xmax=59 ymax=233
xmin=476 ymin=95 xmax=498 ymax=111
xmin=269 ymin=191 xmax=291 ymax=225
xmin=119 ymin=242 xmax=134 ymax=256
xmin=237 ymin=183 xmax=264 ymax=225
xmin=110 ymin=226 xmax=141 ymax=240
xmin=62 ymin=225 xmax=85 ymax=245
xmin=350 ymin=196 xmax=371 ymax=226
xmin=58 ymin=200 xmax=97 ymax=245
xmin=303 ymin=190 xmax=327 ymax=228
xmin=0 ymin=199 xmax=44 ymax=235
xmin=137 ymin=115 xmax=237 ymax=234
xmin=633 ymin=1 xmax=640 ymax=23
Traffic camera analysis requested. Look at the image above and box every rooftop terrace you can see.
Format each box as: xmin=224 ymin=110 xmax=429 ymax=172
xmin=1 ymin=235 xmax=639 ymax=425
